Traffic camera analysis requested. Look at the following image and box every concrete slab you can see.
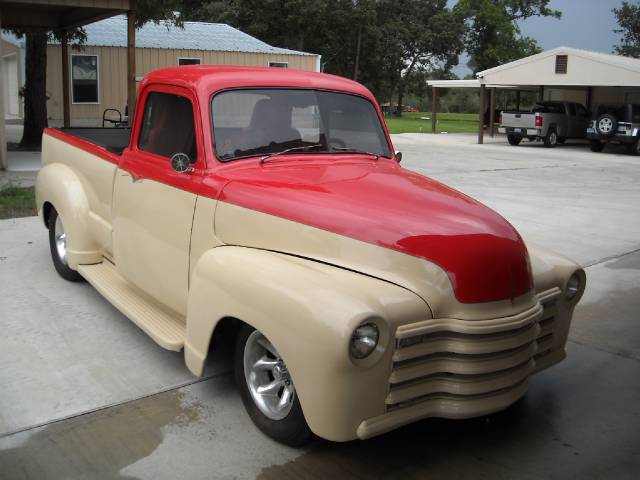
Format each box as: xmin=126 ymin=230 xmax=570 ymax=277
xmin=0 ymin=217 xmax=230 ymax=437
xmin=1 ymin=133 xmax=639 ymax=478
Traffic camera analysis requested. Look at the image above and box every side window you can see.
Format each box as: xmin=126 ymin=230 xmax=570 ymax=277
xmin=567 ymin=103 xmax=576 ymax=116
xmin=138 ymin=92 xmax=197 ymax=161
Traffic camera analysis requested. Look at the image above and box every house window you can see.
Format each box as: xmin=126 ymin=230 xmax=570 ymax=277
xmin=71 ymin=54 xmax=98 ymax=103
xmin=555 ymin=55 xmax=568 ymax=74
xmin=268 ymin=62 xmax=288 ymax=68
xmin=178 ymin=58 xmax=201 ymax=66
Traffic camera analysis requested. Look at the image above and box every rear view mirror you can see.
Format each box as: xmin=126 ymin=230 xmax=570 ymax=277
xmin=171 ymin=153 xmax=194 ymax=173
xmin=395 ymin=151 xmax=402 ymax=163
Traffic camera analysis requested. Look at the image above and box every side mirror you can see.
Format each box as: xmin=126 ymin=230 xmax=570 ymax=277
xmin=171 ymin=153 xmax=194 ymax=173
xmin=395 ymin=151 xmax=402 ymax=163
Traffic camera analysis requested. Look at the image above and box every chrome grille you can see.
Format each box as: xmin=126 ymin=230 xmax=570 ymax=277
xmin=387 ymin=288 xmax=562 ymax=411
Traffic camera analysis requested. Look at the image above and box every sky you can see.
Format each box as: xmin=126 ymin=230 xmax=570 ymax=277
xmin=450 ymin=0 xmax=625 ymax=77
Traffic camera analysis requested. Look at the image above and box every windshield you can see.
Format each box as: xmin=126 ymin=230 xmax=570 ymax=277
xmin=212 ymin=89 xmax=392 ymax=161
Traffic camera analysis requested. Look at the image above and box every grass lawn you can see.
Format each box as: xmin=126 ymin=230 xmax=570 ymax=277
xmin=0 ymin=185 xmax=37 ymax=219
xmin=384 ymin=112 xmax=479 ymax=134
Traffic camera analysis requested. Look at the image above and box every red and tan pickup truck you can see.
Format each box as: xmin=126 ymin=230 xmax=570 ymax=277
xmin=36 ymin=66 xmax=585 ymax=445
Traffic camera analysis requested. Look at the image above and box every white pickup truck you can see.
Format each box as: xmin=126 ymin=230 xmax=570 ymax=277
xmin=499 ymin=101 xmax=590 ymax=147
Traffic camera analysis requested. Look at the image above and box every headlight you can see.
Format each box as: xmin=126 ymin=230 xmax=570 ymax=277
xmin=566 ymin=273 xmax=581 ymax=300
xmin=350 ymin=322 xmax=379 ymax=359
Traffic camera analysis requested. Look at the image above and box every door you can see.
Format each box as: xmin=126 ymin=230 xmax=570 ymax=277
xmin=113 ymin=85 xmax=204 ymax=316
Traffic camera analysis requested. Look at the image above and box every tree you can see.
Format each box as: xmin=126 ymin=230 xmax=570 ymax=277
xmin=375 ymin=0 xmax=464 ymax=114
xmin=613 ymin=1 xmax=640 ymax=58
xmin=455 ymin=0 xmax=561 ymax=74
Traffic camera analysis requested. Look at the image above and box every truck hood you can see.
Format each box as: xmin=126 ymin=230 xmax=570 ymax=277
xmin=214 ymin=157 xmax=533 ymax=304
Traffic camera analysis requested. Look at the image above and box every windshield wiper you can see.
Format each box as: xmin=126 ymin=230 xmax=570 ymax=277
xmin=330 ymin=147 xmax=380 ymax=160
xmin=260 ymin=144 xmax=324 ymax=163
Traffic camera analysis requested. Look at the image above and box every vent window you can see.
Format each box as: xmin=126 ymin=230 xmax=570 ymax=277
xmin=555 ymin=55 xmax=568 ymax=74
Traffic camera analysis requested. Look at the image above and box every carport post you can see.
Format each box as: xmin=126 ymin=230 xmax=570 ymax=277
xmin=0 ymin=9 xmax=7 ymax=170
xmin=61 ymin=32 xmax=70 ymax=128
xmin=431 ymin=86 xmax=437 ymax=134
xmin=478 ymin=84 xmax=485 ymax=144
xmin=489 ymin=88 xmax=496 ymax=137
xmin=127 ymin=7 xmax=136 ymax=127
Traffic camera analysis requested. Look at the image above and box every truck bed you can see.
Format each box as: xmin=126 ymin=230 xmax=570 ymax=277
xmin=57 ymin=128 xmax=131 ymax=155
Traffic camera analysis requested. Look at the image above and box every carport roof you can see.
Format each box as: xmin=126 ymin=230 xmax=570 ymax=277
xmin=476 ymin=46 xmax=640 ymax=87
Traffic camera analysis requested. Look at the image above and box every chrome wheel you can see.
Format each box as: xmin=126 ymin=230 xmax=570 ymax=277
xmin=243 ymin=330 xmax=295 ymax=420
xmin=54 ymin=215 xmax=68 ymax=265
xmin=549 ymin=131 xmax=557 ymax=144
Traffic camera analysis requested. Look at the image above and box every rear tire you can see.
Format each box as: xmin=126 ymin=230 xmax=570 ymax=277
xmin=543 ymin=129 xmax=558 ymax=148
xmin=48 ymin=208 xmax=83 ymax=282
xmin=507 ymin=135 xmax=522 ymax=146
xmin=234 ymin=324 xmax=313 ymax=446
xmin=589 ymin=140 xmax=605 ymax=152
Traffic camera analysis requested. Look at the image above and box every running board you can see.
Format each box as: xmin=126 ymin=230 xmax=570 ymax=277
xmin=78 ymin=262 xmax=186 ymax=351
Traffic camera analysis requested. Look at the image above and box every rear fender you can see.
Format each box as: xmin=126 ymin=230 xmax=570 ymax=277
xmin=185 ymin=246 xmax=426 ymax=441
xmin=35 ymin=163 xmax=101 ymax=267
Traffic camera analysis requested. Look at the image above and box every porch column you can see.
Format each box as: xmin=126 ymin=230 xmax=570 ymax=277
xmin=127 ymin=7 xmax=136 ymax=126
xmin=61 ymin=32 xmax=70 ymax=128
xmin=0 ymin=9 xmax=7 ymax=170
xmin=489 ymin=88 xmax=496 ymax=137
xmin=478 ymin=84 xmax=485 ymax=144
xmin=431 ymin=86 xmax=437 ymax=134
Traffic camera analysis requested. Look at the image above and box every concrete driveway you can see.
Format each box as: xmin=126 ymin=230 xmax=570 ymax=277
xmin=1 ymin=133 xmax=639 ymax=479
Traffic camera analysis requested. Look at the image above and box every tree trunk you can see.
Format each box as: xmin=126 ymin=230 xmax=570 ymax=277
xmin=353 ymin=24 xmax=362 ymax=81
xmin=20 ymin=32 xmax=48 ymax=148
xmin=396 ymin=80 xmax=405 ymax=117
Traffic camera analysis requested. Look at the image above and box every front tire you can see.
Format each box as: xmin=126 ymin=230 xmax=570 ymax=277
xmin=507 ymin=135 xmax=522 ymax=146
xmin=48 ymin=208 xmax=83 ymax=282
xmin=543 ymin=129 xmax=558 ymax=148
xmin=234 ymin=325 xmax=312 ymax=446
xmin=626 ymin=138 xmax=640 ymax=156
xmin=589 ymin=140 xmax=605 ymax=152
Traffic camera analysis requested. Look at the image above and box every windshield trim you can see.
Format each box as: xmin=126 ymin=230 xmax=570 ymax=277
xmin=209 ymin=87 xmax=392 ymax=163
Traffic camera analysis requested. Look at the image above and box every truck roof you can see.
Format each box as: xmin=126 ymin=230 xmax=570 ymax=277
xmin=140 ymin=65 xmax=375 ymax=101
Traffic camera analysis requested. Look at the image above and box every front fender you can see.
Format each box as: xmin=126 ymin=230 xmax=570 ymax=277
xmin=527 ymin=242 xmax=586 ymax=300
xmin=185 ymin=246 xmax=427 ymax=441
xmin=35 ymin=163 xmax=101 ymax=267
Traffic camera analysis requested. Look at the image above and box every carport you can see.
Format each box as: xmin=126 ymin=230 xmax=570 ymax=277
xmin=429 ymin=47 xmax=640 ymax=144
xmin=0 ymin=0 xmax=136 ymax=170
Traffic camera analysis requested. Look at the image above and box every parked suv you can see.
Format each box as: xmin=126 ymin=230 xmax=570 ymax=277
xmin=587 ymin=104 xmax=640 ymax=155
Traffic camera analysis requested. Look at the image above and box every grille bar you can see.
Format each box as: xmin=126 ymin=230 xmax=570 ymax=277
xmin=393 ymin=322 xmax=541 ymax=361
xmin=387 ymin=359 xmax=535 ymax=405
xmin=390 ymin=342 xmax=538 ymax=384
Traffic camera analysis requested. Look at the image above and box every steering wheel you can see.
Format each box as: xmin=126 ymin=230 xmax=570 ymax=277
xmin=328 ymin=138 xmax=346 ymax=150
